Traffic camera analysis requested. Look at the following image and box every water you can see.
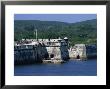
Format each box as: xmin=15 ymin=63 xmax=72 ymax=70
xmin=14 ymin=59 xmax=97 ymax=76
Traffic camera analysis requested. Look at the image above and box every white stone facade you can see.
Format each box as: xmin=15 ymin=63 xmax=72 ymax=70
xmin=69 ymin=44 xmax=87 ymax=60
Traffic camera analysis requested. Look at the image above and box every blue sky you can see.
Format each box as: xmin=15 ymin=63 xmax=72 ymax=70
xmin=14 ymin=14 xmax=96 ymax=23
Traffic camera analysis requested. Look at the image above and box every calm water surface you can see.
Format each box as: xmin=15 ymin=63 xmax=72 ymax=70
xmin=14 ymin=59 xmax=97 ymax=76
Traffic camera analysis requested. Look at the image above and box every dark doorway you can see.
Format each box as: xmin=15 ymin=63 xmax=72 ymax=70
xmin=50 ymin=54 xmax=54 ymax=58
xmin=77 ymin=55 xmax=80 ymax=59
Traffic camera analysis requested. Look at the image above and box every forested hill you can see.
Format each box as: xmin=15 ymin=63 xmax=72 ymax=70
xmin=14 ymin=19 xmax=97 ymax=45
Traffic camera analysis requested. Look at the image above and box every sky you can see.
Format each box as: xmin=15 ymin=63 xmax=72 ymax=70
xmin=14 ymin=14 xmax=96 ymax=23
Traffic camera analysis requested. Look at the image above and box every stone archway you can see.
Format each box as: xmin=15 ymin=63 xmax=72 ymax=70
xmin=76 ymin=55 xmax=80 ymax=59
xmin=50 ymin=54 xmax=54 ymax=58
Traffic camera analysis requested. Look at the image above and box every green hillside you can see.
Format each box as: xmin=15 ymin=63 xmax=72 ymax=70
xmin=14 ymin=19 xmax=97 ymax=45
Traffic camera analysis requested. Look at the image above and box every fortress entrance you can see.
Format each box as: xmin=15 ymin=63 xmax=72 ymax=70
xmin=76 ymin=55 xmax=80 ymax=59
xmin=50 ymin=54 xmax=54 ymax=58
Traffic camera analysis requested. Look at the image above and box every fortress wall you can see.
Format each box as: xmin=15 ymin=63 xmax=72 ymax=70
xmin=46 ymin=45 xmax=69 ymax=61
xmin=14 ymin=39 xmax=97 ymax=65
xmin=15 ymin=39 xmax=92 ymax=65
xmin=14 ymin=44 xmax=89 ymax=65
xmin=60 ymin=46 xmax=69 ymax=61
xmin=69 ymin=44 xmax=87 ymax=60
xmin=14 ymin=44 xmax=70 ymax=65
xmin=14 ymin=44 xmax=49 ymax=65
xmin=86 ymin=45 xmax=97 ymax=59
xmin=14 ymin=48 xmax=37 ymax=65
xmin=46 ymin=46 xmax=61 ymax=60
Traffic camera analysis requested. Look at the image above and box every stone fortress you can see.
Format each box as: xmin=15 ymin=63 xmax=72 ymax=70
xmin=14 ymin=29 xmax=95 ymax=65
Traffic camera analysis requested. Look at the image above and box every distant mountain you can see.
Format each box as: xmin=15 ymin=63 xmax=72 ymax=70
xmin=14 ymin=19 xmax=97 ymax=45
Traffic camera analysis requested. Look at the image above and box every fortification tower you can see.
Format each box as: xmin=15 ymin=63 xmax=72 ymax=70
xmin=64 ymin=37 xmax=69 ymax=46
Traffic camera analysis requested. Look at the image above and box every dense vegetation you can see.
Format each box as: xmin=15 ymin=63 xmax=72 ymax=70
xmin=14 ymin=19 xmax=97 ymax=45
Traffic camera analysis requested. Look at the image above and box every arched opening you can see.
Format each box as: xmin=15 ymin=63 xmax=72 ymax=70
xmin=76 ymin=55 xmax=80 ymax=59
xmin=50 ymin=54 xmax=54 ymax=58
